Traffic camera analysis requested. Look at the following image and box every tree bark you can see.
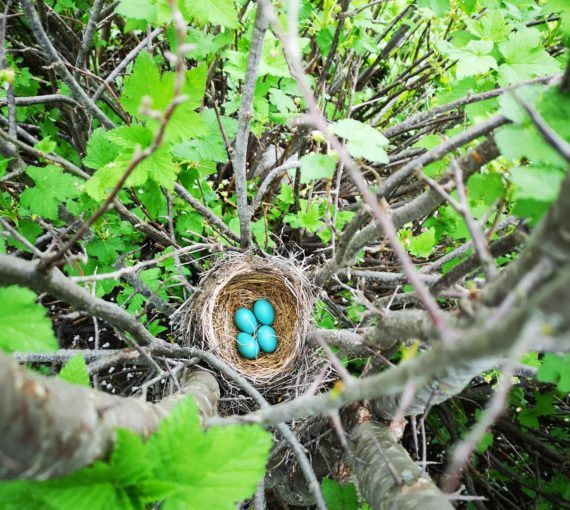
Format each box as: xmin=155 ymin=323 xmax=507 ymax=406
xmin=0 ymin=355 xmax=219 ymax=481
xmin=349 ymin=421 xmax=453 ymax=510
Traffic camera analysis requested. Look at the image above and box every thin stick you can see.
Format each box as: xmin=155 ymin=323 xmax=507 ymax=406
xmin=20 ymin=0 xmax=115 ymax=129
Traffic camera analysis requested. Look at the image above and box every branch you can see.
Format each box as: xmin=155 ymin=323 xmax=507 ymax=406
xmin=74 ymin=0 xmax=105 ymax=71
xmin=39 ymin=6 xmax=189 ymax=271
xmin=349 ymin=420 xmax=454 ymax=509
xmin=0 ymin=94 xmax=81 ymax=108
xmin=379 ymin=114 xmax=508 ymax=199
xmin=174 ymin=183 xmax=240 ymax=243
xmin=233 ymin=5 xmax=268 ymax=249
xmin=383 ymin=74 xmax=558 ymax=139
xmin=259 ymin=0 xmax=452 ymax=340
xmin=0 ymin=254 xmax=166 ymax=348
xmin=0 ymin=353 xmax=219 ymax=480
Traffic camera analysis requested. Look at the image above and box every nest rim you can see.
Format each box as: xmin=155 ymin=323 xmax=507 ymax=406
xmin=175 ymin=253 xmax=316 ymax=388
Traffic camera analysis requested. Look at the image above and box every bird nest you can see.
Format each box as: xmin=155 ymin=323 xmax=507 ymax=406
xmin=172 ymin=253 xmax=327 ymax=412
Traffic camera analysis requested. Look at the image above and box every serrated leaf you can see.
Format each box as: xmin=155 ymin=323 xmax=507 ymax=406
xmin=148 ymin=398 xmax=272 ymax=509
xmin=465 ymin=10 xmax=512 ymax=42
xmin=321 ymin=478 xmax=358 ymax=510
xmin=496 ymin=125 xmax=567 ymax=168
xmin=84 ymin=128 xmax=120 ymax=169
xmin=407 ymin=228 xmax=436 ymax=258
xmin=59 ymin=354 xmax=90 ymax=387
xmin=537 ymin=353 xmax=570 ymax=393
xmin=467 ymin=173 xmax=505 ymax=206
xmin=0 ymin=286 xmax=57 ymax=353
xmin=34 ymin=136 xmax=57 ymax=154
xmin=498 ymin=29 xmax=560 ymax=86
xmin=510 ymin=165 xmax=564 ymax=203
xmin=183 ymin=0 xmax=238 ymax=28
xmin=20 ymin=166 xmax=83 ymax=220
xmin=298 ymin=153 xmax=337 ymax=183
xmin=121 ymin=53 xmax=207 ymax=141
xmin=331 ymin=119 xmax=389 ymax=163
xmin=438 ymin=39 xmax=497 ymax=79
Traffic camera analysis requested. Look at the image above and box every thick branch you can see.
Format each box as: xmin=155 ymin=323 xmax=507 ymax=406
xmin=0 ymin=354 xmax=219 ymax=480
xmin=0 ymin=254 xmax=165 ymax=348
xmin=349 ymin=421 xmax=453 ymax=510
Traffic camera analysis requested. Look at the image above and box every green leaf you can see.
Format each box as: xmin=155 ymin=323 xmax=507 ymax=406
xmin=406 ymin=228 xmax=436 ymax=258
xmin=20 ymin=166 xmax=83 ymax=220
xmin=331 ymin=119 xmax=389 ymax=163
xmin=59 ymin=354 xmax=90 ymax=387
xmin=430 ymin=0 xmax=450 ymax=16
xmin=465 ymin=10 xmax=512 ymax=42
xmin=121 ymin=53 xmax=207 ymax=142
xmin=495 ymin=125 xmax=567 ymax=168
xmin=85 ymin=146 xmax=179 ymax=201
xmin=87 ymin=237 xmax=126 ymax=265
xmin=298 ymin=153 xmax=337 ymax=183
xmin=183 ymin=0 xmax=238 ymax=29
xmin=467 ymin=173 xmax=505 ymax=206
xmin=116 ymin=0 xmax=159 ymax=23
xmin=438 ymin=39 xmax=497 ymax=79
xmin=297 ymin=201 xmax=323 ymax=232
xmin=537 ymin=353 xmax=570 ymax=393
xmin=0 ymin=286 xmax=57 ymax=353
xmin=148 ymin=398 xmax=272 ymax=509
xmin=171 ymin=109 xmax=237 ymax=164
xmin=510 ymin=165 xmax=564 ymax=203
xmin=34 ymin=136 xmax=57 ymax=154
xmin=321 ymin=478 xmax=358 ymax=510
xmin=84 ymin=128 xmax=120 ymax=169
xmin=498 ymin=28 xmax=560 ymax=86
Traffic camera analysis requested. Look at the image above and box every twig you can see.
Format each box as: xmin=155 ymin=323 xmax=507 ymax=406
xmin=250 ymin=160 xmax=299 ymax=214
xmin=380 ymin=114 xmax=508 ymax=199
xmin=20 ymin=0 xmax=115 ymax=129
xmin=75 ymin=0 xmax=105 ymax=71
xmin=0 ymin=94 xmax=81 ymax=108
xmin=383 ymin=74 xmax=558 ymax=138
xmin=0 ymin=217 xmax=43 ymax=257
xmin=441 ymin=321 xmax=541 ymax=493
xmin=0 ymin=127 xmax=89 ymax=179
xmin=0 ymin=253 xmax=168 ymax=349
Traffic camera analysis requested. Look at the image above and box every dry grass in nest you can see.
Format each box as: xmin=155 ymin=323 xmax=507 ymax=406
xmin=173 ymin=253 xmax=328 ymax=410
xmin=212 ymin=272 xmax=299 ymax=380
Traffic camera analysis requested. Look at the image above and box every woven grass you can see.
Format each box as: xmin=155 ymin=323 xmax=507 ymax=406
xmin=172 ymin=252 xmax=326 ymax=411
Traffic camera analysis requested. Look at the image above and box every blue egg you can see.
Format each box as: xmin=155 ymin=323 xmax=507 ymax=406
xmin=257 ymin=325 xmax=278 ymax=353
xmin=253 ymin=299 xmax=275 ymax=326
xmin=236 ymin=332 xmax=260 ymax=360
xmin=234 ymin=308 xmax=258 ymax=334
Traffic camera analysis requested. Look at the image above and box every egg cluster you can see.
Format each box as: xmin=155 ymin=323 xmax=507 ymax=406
xmin=233 ymin=299 xmax=278 ymax=360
